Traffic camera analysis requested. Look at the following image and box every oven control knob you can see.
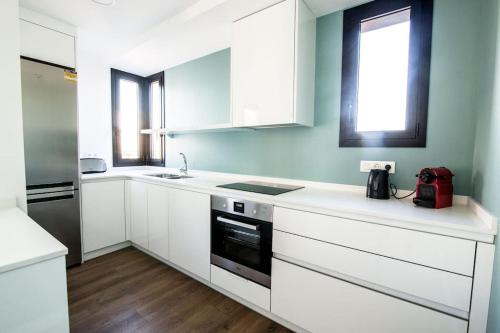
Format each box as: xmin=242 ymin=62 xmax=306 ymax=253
xmin=253 ymin=209 xmax=257 ymax=215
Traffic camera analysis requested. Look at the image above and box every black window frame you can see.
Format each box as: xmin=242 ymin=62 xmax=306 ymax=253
xmin=145 ymin=71 xmax=165 ymax=167
xmin=111 ymin=68 xmax=165 ymax=167
xmin=339 ymin=0 xmax=433 ymax=148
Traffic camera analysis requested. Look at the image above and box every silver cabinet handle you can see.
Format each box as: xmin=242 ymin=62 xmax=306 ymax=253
xmin=216 ymin=216 xmax=258 ymax=231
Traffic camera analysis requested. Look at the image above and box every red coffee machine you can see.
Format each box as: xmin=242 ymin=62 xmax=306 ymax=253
xmin=413 ymin=167 xmax=454 ymax=209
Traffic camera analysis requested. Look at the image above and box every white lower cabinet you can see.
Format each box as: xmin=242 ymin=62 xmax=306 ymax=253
xmin=169 ymin=188 xmax=210 ymax=281
xmin=81 ymin=180 xmax=125 ymax=253
xmin=126 ymin=181 xmax=209 ymax=279
xmin=273 ymin=230 xmax=472 ymax=313
xmin=147 ymin=184 xmax=169 ymax=259
xmin=211 ymin=265 xmax=270 ymax=310
xmin=271 ymin=258 xmax=468 ymax=333
xmin=0 ymin=257 xmax=69 ymax=333
xmin=128 ymin=181 xmax=149 ymax=249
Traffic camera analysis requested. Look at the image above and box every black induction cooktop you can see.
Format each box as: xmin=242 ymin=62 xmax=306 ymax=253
xmin=217 ymin=181 xmax=304 ymax=196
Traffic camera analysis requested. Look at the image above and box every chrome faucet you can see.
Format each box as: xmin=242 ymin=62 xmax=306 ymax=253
xmin=179 ymin=153 xmax=188 ymax=176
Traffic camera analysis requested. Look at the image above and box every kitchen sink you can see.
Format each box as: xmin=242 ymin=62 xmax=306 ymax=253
xmin=146 ymin=173 xmax=194 ymax=180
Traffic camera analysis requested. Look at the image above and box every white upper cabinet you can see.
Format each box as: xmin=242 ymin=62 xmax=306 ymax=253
xmin=19 ymin=20 xmax=76 ymax=69
xmin=231 ymin=0 xmax=316 ymax=128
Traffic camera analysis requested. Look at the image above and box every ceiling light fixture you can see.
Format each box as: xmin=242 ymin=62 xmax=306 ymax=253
xmin=91 ymin=0 xmax=116 ymax=6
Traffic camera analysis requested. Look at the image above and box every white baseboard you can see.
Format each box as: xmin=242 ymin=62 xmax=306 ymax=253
xmin=83 ymin=241 xmax=131 ymax=261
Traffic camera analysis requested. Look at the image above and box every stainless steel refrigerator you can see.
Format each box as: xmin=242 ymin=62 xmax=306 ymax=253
xmin=21 ymin=57 xmax=81 ymax=267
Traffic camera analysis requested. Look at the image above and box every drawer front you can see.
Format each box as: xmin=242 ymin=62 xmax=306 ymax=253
xmin=211 ymin=265 xmax=270 ymax=310
xmin=274 ymin=207 xmax=476 ymax=276
xmin=273 ymin=231 xmax=472 ymax=313
xmin=271 ymin=259 xmax=468 ymax=333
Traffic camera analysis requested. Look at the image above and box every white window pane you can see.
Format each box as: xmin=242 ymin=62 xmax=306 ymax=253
xmin=119 ymin=79 xmax=140 ymax=159
xmin=356 ymin=9 xmax=411 ymax=132
xmin=150 ymin=81 xmax=162 ymax=160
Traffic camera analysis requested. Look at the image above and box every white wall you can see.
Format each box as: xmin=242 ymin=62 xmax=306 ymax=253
xmin=0 ymin=0 xmax=27 ymax=211
xmin=77 ymin=34 xmax=113 ymax=168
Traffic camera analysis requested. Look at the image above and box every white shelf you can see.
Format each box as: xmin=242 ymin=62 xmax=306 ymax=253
xmin=141 ymin=124 xmax=254 ymax=137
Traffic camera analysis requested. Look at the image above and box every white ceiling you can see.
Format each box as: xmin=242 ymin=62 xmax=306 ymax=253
xmin=19 ymin=0 xmax=370 ymax=76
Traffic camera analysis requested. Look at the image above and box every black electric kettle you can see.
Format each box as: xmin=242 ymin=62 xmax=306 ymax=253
xmin=366 ymin=167 xmax=390 ymax=200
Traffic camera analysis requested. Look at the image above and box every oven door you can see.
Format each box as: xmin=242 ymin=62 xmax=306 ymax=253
xmin=211 ymin=211 xmax=272 ymax=287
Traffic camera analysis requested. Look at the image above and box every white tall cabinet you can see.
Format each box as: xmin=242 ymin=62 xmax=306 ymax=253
xmin=231 ymin=0 xmax=316 ymax=127
xmin=169 ymin=188 xmax=211 ymax=281
xmin=81 ymin=180 xmax=125 ymax=253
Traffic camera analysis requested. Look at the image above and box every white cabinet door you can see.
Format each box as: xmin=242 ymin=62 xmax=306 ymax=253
xmin=169 ymin=188 xmax=210 ymax=280
xmin=81 ymin=181 xmax=125 ymax=253
xmin=128 ymin=181 xmax=149 ymax=249
xmin=147 ymin=184 xmax=169 ymax=260
xmin=231 ymin=0 xmax=315 ymax=128
xmin=231 ymin=0 xmax=295 ymax=127
xmin=19 ymin=20 xmax=76 ymax=68
xmin=271 ymin=259 xmax=468 ymax=333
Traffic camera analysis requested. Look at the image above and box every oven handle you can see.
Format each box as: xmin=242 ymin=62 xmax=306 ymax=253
xmin=216 ymin=216 xmax=259 ymax=231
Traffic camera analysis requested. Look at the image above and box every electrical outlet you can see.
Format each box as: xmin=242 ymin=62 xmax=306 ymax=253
xmin=360 ymin=161 xmax=396 ymax=174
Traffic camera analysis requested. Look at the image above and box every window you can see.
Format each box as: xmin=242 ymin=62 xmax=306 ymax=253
xmin=339 ymin=0 xmax=433 ymax=147
xmin=111 ymin=69 xmax=165 ymax=166
xmin=146 ymin=72 xmax=165 ymax=166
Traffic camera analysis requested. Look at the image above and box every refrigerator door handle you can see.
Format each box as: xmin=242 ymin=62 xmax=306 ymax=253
xmin=27 ymin=183 xmax=75 ymax=196
xmin=27 ymin=190 xmax=75 ymax=204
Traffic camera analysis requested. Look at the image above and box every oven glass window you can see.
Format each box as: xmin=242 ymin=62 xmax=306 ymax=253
xmin=220 ymin=223 xmax=261 ymax=268
xmin=212 ymin=213 xmax=272 ymax=275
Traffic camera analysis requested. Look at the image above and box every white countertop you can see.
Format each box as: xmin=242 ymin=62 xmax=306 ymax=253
xmin=82 ymin=167 xmax=498 ymax=243
xmin=0 ymin=199 xmax=67 ymax=273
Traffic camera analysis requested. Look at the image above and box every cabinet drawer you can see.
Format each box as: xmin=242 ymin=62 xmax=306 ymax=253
xmin=271 ymin=259 xmax=468 ymax=333
xmin=273 ymin=231 xmax=472 ymax=313
xmin=211 ymin=265 xmax=270 ymax=310
xmin=274 ymin=207 xmax=476 ymax=276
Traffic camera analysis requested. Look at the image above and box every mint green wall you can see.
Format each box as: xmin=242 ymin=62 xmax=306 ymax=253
xmin=472 ymin=0 xmax=500 ymax=331
xmin=164 ymin=0 xmax=481 ymax=195
xmin=165 ymin=49 xmax=230 ymax=128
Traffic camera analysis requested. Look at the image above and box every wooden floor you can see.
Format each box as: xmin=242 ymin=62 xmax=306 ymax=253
xmin=67 ymin=247 xmax=291 ymax=333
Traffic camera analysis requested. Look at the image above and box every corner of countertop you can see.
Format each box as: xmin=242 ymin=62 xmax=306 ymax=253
xmin=467 ymin=197 xmax=499 ymax=234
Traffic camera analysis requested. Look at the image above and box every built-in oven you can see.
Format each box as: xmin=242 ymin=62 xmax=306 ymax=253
xmin=211 ymin=196 xmax=273 ymax=288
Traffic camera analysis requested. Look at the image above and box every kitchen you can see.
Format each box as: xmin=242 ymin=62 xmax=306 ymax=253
xmin=0 ymin=0 xmax=499 ymax=332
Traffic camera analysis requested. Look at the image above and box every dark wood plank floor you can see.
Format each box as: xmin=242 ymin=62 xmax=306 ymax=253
xmin=67 ymin=247 xmax=291 ymax=333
